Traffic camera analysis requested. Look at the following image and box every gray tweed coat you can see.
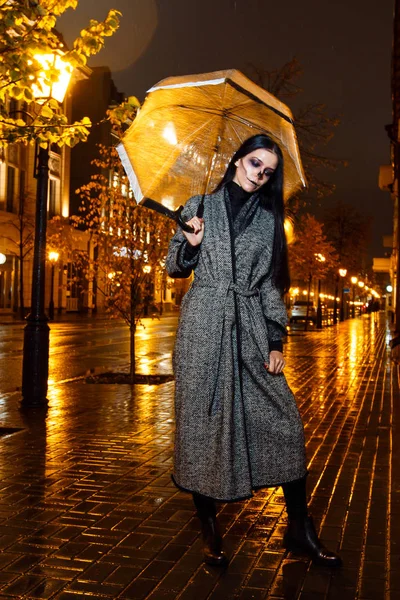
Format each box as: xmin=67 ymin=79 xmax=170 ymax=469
xmin=166 ymin=187 xmax=307 ymax=501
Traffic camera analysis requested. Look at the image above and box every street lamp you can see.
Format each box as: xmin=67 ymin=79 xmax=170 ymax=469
xmin=351 ymin=276 xmax=358 ymax=318
xmin=339 ymin=268 xmax=347 ymax=322
xmin=315 ymin=253 xmax=326 ymax=329
xmin=31 ymin=54 xmax=73 ymax=104
xmin=357 ymin=281 xmax=365 ymax=316
xmin=48 ymin=251 xmax=59 ymax=320
xmin=21 ymin=53 xmax=73 ymax=407
xmin=284 ymin=217 xmax=295 ymax=244
xmin=333 ymin=275 xmax=339 ymax=325
xmin=142 ymin=265 xmax=152 ymax=317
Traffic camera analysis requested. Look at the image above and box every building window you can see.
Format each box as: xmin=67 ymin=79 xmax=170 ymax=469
xmin=9 ymin=98 xmax=18 ymax=116
xmin=19 ymin=170 xmax=25 ymax=214
xmin=6 ymin=166 xmax=16 ymax=213
xmin=48 ymin=178 xmax=60 ymax=218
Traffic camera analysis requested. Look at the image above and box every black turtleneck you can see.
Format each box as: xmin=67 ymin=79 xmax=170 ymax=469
xmin=226 ymin=181 xmax=282 ymax=353
xmin=226 ymin=180 xmax=253 ymax=221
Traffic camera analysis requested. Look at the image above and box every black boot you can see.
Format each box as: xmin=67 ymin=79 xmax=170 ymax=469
xmin=282 ymin=477 xmax=342 ymax=568
xmin=283 ymin=515 xmax=342 ymax=568
xmin=193 ymin=493 xmax=229 ymax=567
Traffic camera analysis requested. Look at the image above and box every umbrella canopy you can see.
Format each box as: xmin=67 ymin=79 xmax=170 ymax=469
xmin=117 ymin=69 xmax=306 ymax=210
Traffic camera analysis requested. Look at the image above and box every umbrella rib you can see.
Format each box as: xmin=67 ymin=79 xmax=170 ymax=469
xmin=226 ymin=78 xmax=294 ymax=124
xmin=175 ymin=94 xmax=293 ymax=124
xmin=163 ymin=105 xmax=280 ymax=134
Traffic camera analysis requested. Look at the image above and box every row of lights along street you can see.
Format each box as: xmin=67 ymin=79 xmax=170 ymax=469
xmin=289 ymin=266 xmax=381 ymax=329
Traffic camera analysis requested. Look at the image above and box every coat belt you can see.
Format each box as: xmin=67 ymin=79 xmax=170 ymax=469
xmin=192 ymin=279 xmax=260 ymax=297
xmin=191 ymin=279 xmax=270 ymax=414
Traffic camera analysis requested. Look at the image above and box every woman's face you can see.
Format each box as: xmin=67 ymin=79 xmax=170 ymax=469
xmin=233 ymin=148 xmax=279 ymax=193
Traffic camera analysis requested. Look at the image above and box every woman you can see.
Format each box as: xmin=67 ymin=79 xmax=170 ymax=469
xmin=166 ymin=134 xmax=341 ymax=568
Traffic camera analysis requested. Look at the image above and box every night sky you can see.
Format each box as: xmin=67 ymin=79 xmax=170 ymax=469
xmin=58 ymin=0 xmax=394 ymax=262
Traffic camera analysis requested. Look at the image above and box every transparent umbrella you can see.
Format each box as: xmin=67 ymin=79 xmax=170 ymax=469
xmin=117 ymin=69 xmax=306 ymax=230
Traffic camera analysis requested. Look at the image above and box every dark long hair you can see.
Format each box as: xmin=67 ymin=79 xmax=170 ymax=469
xmin=215 ymin=134 xmax=290 ymax=294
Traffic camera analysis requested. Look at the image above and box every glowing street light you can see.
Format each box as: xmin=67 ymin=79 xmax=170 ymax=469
xmin=143 ymin=265 xmax=152 ymax=316
xmin=48 ymin=251 xmax=59 ymax=320
xmin=350 ymin=276 xmax=358 ymax=318
xmin=339 ymin=268 xmax=347 ymax=322
xmin=334 ymin=268 xmax=347 ymax=324
xmin=284 ymin=218 xmax=295 ymax=244
xmin=31 ymin=53 xmax=73 ymax=104
xmin=314 ymin=254 xmax=326 ymax=329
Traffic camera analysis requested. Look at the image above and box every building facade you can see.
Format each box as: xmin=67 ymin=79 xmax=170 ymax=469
xmin=0 ymin=73 xmax=91 ymax=318
xmin=0 ymin=66 xmax=181 ymax=320
xmin=69 ymin=67 xmax=177 ymax=314
xmin=382 ymin=0 xmax=400 ymax=330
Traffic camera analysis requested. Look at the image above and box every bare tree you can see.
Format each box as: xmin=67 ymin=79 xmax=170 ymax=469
xmin=247 ymin=59 xmax=344 ymax=206
xmin=322 ymin=200 xmax=371 ymax=275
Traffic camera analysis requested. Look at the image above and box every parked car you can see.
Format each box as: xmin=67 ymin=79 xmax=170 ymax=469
xmin=289 ymin=300 xmax=317 ymax=323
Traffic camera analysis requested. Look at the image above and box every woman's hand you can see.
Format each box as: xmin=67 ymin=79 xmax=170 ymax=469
xmin=182 ymin=216 xmax=204 ymax=247
xmin=265 ymin=351 xmax=285 ymax=375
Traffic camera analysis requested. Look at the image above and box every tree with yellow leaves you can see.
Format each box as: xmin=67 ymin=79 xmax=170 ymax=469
xmin=288 ymin=213 xmax=336 ymax=329
xmin=73 ymin=99 xmax=176 ymax=382
xmin=0 ymin=0 xmax=121 ymax=147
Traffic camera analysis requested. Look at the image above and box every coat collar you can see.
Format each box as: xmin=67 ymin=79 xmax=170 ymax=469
xmin=223 ymin=186 xmax=261 ymax=240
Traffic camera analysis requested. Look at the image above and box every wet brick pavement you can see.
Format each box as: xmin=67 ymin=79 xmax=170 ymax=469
xmin=0 ymin=314 xmax=398 ymax=599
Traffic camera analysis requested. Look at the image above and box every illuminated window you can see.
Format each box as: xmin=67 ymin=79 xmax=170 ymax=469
xmin=48 ymin=178 xmax=61 ymax=218
xmin=6 ymin=166 xmax=15 ymax=213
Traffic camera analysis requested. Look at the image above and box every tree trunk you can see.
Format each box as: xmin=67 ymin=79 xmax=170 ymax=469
xmin=130 ymin=322 xmax=136 ymax=383
xmin=333 ymin=276 xmax=339 ymax=325
xmin=129 ymin=281 xmax=136 ymax=383
xmin=19 ymin=255 xmax=25 ymax=320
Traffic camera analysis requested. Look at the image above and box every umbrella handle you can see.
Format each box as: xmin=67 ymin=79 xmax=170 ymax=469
xmin=142 ymin=197 xmax=194 ymax=233
xmin=175 ymin=206 xmax=195 ymax=233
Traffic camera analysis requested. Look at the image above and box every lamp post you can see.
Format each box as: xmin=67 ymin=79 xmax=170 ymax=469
xmin=143 ymin=265 xmax=152 ymax=317
xmin=333 ymin=275 xmax=338 ymax=325
xmin=315 ymin=253 xmax=326 ymax=329
xmin=48 ymin=251 xmax=59 ymax=320
xmin=358 ymin=281 xmax=365 ymax=316
xmin=21 ymin=54 xmax=72 ymax=407
xmin=351 ymin=276 xmax=358 ymax=318
xmin=339 ymin=268 xmax=347 ymax=322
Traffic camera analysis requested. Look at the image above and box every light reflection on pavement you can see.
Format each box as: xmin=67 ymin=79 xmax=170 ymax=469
xmin=0 ymin=315 xmax=179 ymax=395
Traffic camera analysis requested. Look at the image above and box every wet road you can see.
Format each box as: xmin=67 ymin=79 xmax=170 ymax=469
xmin=0 ymin=313 xmax=398 ymax=598
xmin=0 ymin=315 xmax=178 ymax=395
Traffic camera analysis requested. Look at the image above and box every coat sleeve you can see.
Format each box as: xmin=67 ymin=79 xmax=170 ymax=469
xmin=260 ymin=276 xmax=288 ymax=347
xmin=165 ymin=195 xmax=202 ymax=279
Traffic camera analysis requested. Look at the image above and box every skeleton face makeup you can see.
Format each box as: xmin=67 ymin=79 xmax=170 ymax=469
xmin=233 ymin=149 xmax=279 ymax=193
